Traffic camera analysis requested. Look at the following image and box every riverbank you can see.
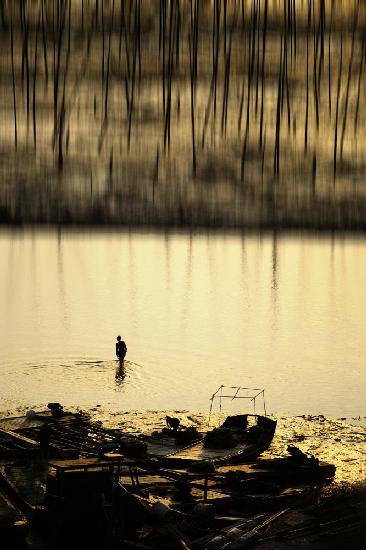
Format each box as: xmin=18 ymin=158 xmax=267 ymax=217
xmin=1 ymin=409 xmax=365 ymax=487
xmin=1 ymin=167 xmax=366 ymax=230
xmin=0 ymin=407 xmax=365 ymax=549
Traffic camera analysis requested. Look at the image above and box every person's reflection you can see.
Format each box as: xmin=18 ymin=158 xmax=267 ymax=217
xmin=115 ymin=358 xmax=126 ymax=386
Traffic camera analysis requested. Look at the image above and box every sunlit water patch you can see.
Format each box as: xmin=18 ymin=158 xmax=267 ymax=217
xmin=0 ymin=229 xmax=366 ymax=418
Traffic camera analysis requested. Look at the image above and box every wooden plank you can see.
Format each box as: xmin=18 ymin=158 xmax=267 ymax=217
xmin=0 ymin=429 xmax=39 ymax=448
xmin=48 ymin=457 xmax=131 ymax=472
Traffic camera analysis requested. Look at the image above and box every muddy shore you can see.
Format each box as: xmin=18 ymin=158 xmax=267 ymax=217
xmin=1 ymin=408 xmax=365 ymax=549
xmin=1 ymin=408 xmax=365 ymax=487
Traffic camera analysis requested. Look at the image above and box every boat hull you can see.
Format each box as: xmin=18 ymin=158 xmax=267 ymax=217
xmin=154 ymin=415 xmax=277 ymax=468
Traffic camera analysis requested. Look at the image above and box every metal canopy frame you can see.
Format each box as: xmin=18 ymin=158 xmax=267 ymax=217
xmin=207 ymin=385 xmax=267 ymax=428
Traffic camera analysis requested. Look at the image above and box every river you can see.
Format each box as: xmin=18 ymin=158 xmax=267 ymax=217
xmin=0 ymin=228 xmax=365 ymax=418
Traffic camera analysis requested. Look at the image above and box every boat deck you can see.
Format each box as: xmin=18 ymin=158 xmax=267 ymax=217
xmin=0 ymin=429 xmax=39 ymax=457
xmin=9 ymin=413 xmax=132 ymax=458
xmin=145 ymin=434 xmax=202 ymax=457
xmin=167 ymin=441 xmax=251 ymax=461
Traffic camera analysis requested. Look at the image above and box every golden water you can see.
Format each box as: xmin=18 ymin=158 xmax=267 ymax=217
xmin=0 ymin=228 xmax=365 ymax=419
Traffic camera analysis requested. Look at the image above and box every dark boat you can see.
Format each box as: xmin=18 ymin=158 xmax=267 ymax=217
xmin=217 ymin=448 xmax=336 ymax=483
xmin=0 ymin=408 xmax=133 ymax=460
xmin=0 ymin=428 xmax=39 ymax=459
xmin=248 ymin=458 xmax=336 ymax=483
xmin=109 ymin=478 xmax=291 ymax=549
xmin=152 ymin=386 xmax=277 ymax=468
xmin=158 ymin=414 xmax=277 ymax=469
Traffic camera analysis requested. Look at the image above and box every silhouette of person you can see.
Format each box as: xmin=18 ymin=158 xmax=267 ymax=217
xmin=116 ymin=335 xmax=127 ymax=361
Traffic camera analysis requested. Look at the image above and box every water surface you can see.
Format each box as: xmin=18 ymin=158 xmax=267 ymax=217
xmin=0 ymin=229 xmax=365 ymax=417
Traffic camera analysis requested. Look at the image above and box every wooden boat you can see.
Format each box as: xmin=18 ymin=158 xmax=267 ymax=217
xmin=157 ymin=414 xmax=277 ymax=469
xmin=216 ymin=447 xmax=336 ymax=483
xmin=1 ymin=409 xmax=133 ymax=460
xmin=248 ymin=458 xmax=336 ymax=482
xmin=110 ymin=480 xmax=291 ymax=549
xmin=127 ymin=458 xmax=325 ymax=514
xmin=215 ymin=478 xmax=325 ymax=513
xmin=149 ymin=386 xmax=277 ymax=469
xmin=0 ymin=428 xmax=39 ymax=458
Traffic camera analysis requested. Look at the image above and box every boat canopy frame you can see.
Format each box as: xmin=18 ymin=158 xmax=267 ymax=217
xmin=208 ymin=385 xmax=267 ymax=428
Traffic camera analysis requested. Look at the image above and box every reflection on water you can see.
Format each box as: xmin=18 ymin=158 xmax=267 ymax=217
xmin=115 ymin=360 xmax=127 ymax=386
xmin=0 ymin=229 xmax=366 ymax=417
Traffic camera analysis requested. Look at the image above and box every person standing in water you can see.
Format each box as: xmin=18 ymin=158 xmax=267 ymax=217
xmin=116 ymin=335 xmax=127 ymax=361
